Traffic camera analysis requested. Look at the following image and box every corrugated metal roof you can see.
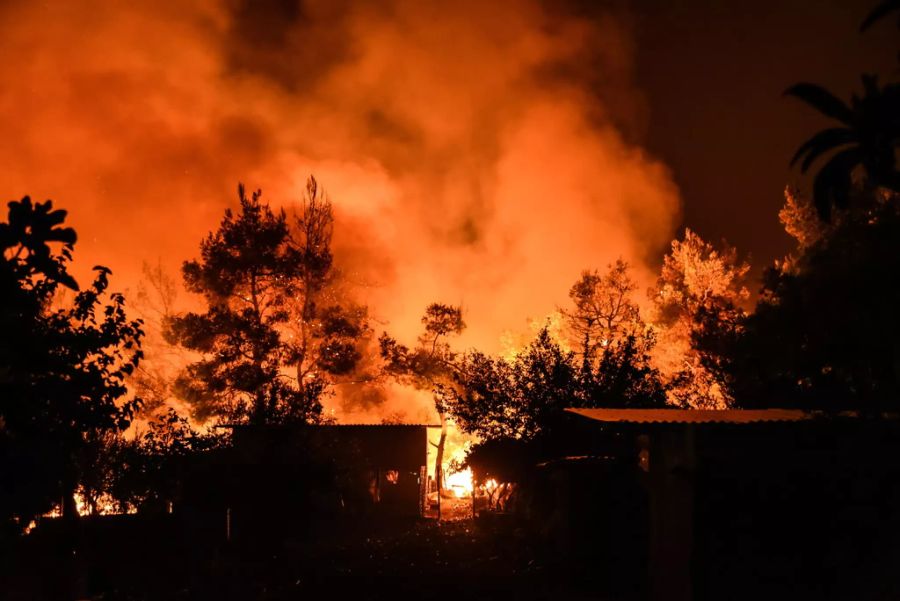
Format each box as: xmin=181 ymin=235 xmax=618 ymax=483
xmin=565 ymin=408 xmax=812 ymax=424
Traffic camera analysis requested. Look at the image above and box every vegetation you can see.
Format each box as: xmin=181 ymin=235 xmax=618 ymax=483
xmin=650 ymin=229 xmax=750 ymax=408
xmin=785 ymin=76 xmax=899 ymax=220
xmin=698 ymin=189 xmax=900 ymax=410
xmin=380 ymin=303 xmax=466 ymax=491
xmin=0 ymin=0 xmax=896 ymax=540
xmin=166 ymin=178 xmax=368 ymax=425
xmin=0 ymin=197 xmax=143 ymax=532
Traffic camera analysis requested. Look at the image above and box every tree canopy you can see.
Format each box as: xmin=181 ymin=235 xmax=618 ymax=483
xmin=167 ymin=183 xmax=323 ymax=424
xmin=698 ymin=189 xmax=900 ymax=410
xmin=0 ymin=197 xmax=144 ymax=530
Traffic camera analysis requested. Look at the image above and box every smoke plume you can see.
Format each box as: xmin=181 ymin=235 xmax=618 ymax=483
xmin=0 ymin=0 xmax=681 ymax=420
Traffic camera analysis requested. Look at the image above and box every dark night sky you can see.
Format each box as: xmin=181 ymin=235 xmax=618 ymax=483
xmin=629 ymin=0 xmax=897 ymax=274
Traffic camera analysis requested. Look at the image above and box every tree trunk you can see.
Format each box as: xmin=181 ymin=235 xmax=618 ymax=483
xmin=434 ymin=411 xmax=447 ymax=496
xmin=62 ymin=480 xmax=79 ymax=521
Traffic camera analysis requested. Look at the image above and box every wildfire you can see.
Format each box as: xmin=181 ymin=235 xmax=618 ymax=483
xmin=40 ymin=492 xmax=132 ymax=520
xmin=445 ymin=467 xmax=474 ymax=498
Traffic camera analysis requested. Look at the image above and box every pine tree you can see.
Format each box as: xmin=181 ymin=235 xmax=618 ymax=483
xmin=167 ymin=184 xmax=322 ymax=424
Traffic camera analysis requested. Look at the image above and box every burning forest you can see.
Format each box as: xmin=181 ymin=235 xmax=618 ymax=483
xmin=2 ymin=0 xmax=900 ymax=600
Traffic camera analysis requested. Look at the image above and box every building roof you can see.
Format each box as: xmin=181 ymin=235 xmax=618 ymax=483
xmin=219 ymin=423 xmax=442 ymax=429
xmin=565 ymin=408 xmax=812 ymax=425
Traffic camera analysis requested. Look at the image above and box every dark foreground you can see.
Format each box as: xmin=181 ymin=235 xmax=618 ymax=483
xmin=4 ymin=512 xmax=616 ymax=601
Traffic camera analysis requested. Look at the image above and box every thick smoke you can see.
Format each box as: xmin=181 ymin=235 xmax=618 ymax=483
xmin=0 ymin=0 xmax=681 ymax=421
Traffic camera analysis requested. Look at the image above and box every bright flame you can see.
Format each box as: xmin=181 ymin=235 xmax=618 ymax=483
xmin=445 ymin=467 xmax=474 ymax=498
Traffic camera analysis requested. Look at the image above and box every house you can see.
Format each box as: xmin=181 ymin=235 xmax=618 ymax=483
xmin=182 ymin=424 xmax=435 ymax=545
xmin=544 ymin=408 xmax=900 ymax=601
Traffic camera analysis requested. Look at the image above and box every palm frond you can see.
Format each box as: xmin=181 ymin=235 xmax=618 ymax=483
xmin=790 ymin=127 xmax=856 ymax=172
xmin=860 ymin=0 xmax=900 ymax=31
xmin=784 ymin=83 xmax=853 ymax=125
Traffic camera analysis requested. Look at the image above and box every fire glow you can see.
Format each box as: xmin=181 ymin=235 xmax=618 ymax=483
xmin=1 ymin=0 xmax=683 ymax=516
xmin=445 ymin=467 xmax=474 ymax=498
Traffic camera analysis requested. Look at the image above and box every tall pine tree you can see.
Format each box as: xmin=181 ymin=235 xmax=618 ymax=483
xmin=167 ymin=184 xmax=322 ymax=424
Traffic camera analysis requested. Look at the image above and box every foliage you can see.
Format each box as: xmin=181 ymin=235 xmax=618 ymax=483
xmin=697 ymin=192 xmax=900 ymax=410
xmin=379 ymin=302 xmax=465 ymax=490
xmin=778 ymin=186 xmax=830 ymax=256
xmin=128 ymin=261 xmax=191 ymax=418
xmin=580 ymin=331 xmax=668 ymax=409
xmin=464 ymin=437 xmax=541 ymax=485
xmin=107 ymin=409 xmax=226 ymax=513
xmin=446 ymin=326 xmax=666 ymax=445
xmin=0 ymin=197 xmax=143 ymax=529
xmin=167 ymin=180 xmax=369 ymax=425
xmin=563 ymin=260 xmax=642 ymax=363
xmin=860 ymin=0 xmax=900 ymax=32
xmin=785 ymin=75 xmax=900 ymax=220
xmin=446 ymin=328 xmax=578 ymax=442
xmin=287 ymin=177 xmax=371 ymax=386
xmin=379 ymin=302 xmax=464 ymax=390
xmin=651 ymin=229 xmax=749 ymax=408
xmin=560 ymin=260 xmax=665 ymax=407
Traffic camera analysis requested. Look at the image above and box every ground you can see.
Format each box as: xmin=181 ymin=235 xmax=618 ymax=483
xmin=5 ymin=508 xmax=621 ymax=601
xmin=196 ymin=518 xmax=609 ymax=601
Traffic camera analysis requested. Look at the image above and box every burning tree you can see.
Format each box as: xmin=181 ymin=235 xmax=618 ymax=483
xmin=562 ymin=260 xmax=667 ymax=409
xmin=650 ymin=229 xmax=749 ymax=409
xmin=563 ymin=260 xmax=643 ymax=362
xmin=778 ymin=187 xmax=830 ymax=256
xmin=379 ymin=303 xmax=465 ymax=493
xmin=0 ymin=197 xmax=144 ymax=529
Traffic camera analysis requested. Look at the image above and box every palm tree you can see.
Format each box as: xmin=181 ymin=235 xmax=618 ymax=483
xmin=785 ymin=75 xmax=900 ymax=221
xmin=860 ymin=0 xmax=900 ymax=32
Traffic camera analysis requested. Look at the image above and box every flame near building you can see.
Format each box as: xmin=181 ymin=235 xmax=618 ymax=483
xmin=0 ymin=0 xmax=683 ymax=489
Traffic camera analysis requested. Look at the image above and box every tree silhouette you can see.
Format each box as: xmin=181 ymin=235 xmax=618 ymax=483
xmin=563 ymin=260 xmax=642 ymax=365
xmin=447 ymin=327 xmax=579 ymax=443
xmin=0 ymin=197 xmax=143 ymax=530
xmin=445 ymin=323 xmax=666 ymax=447
xmin=860 ymin=0 xmax=900 ymax=32
xmin=128 ymin=260 xmax=191 ymax=419
xmin=580 ymin=331 xmax=668 ymax=409
xmin=166 ymin=184 xmax=323 ymax=425
xmin=106 ymin=409 xmax=224 ymax=513
xmin=697 ymin=193 xmax=900 ymax=410
xmin=286 ymin=177 xmax=370 ymax=386
xmin=380 ymin=303 xmax=464 ymax=492
xmin=785 ymin=75 xmax=900 ymax=220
